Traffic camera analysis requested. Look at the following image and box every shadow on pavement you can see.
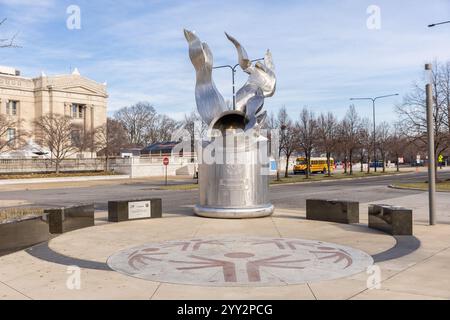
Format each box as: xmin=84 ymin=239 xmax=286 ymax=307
xmin=372 ymin=235 xmax=421 ymax=263
xmin=24 ymin=232 xmax=420 ymax=271
xmin=26 ymin=242 xmax=111 ymax=271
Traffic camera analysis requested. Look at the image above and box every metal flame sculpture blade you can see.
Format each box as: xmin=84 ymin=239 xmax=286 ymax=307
xmin=184 ymin=29 xmax=276 ymax=129
xmin=184 ymin=29 xmax=227 ymax=125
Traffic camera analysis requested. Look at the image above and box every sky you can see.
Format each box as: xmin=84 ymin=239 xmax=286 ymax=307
xmin=1 ymin=0 xmax=450 ymax=123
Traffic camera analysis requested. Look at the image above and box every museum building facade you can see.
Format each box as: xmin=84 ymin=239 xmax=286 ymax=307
xmin=0 ymin=66 xmax=107 ymax=158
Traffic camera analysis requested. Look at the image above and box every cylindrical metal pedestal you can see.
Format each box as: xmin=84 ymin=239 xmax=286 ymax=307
xmin=194 ymin=203 xmax=274 ymax=219
xmin=194 ymin=111 xmax=274 ymax=219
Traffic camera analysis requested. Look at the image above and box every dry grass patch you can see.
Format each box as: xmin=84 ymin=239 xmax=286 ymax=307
xmin=0 ymin=208 xmax=45 ymax=223
xmin=393 ymin=180 xmax=450 ymax=192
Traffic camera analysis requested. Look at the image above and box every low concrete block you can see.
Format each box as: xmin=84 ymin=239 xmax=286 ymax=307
xmin=0 ymin=215 xmax=50 ymax=256
xmin=369 ymin=204 xmax=413 ymax=235
xmin=47 ymin=204 xmax=95 ymax=234
xmin=306 ymin=199 xmax=359 ymax=224
xmin=108 ymin=198 xmax=162 ymax=222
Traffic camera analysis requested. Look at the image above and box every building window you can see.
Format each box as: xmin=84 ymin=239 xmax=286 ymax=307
xmin=71 ymin=104 xmax=84 ymax=119
xmin=6 ymin=100 xmax=18 ymax=116
xmin=7 ymin=128 xmax=16 ymax=145
xmin=71 ymin=129 xmax=81 ymax=145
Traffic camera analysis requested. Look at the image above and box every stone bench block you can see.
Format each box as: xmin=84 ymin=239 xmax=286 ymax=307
xmin=0 ymin=214 xmax=51 ymax=256
xmin=306 ymin=199 xmax=359 ymax=224
xmin=369 ymin=204 xmax=413 ymax=235
xmin=47 ymin=204 xmax=95 ymax=234
xmin=108 ymin=198 xmax=162 ymax=222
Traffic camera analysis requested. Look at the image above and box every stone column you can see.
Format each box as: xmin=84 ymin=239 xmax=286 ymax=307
xmin=83 ymin=105 xmax=89 ymax=133
xmin=87 ymin=105 xmax=95 ymax=158
xmin=64 ymin=102 xmax=70 ymax=117
xmin=17 ymin=100 xmax=22 ymax=132
xmin=90 ymin=105 xmax=95 ymax=131
xmin=47 ymin=86 xmax=54 ymax=115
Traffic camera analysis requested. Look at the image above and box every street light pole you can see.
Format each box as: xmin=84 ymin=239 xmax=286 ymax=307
xmin=213 ymin=58 xmax=264 ymax=110
xmin=425 ymin=63 xmax=436 ymax=225
xmin=372 ymin=99 xmax=376 ymax=172
xmin=350 ymin=94 xmax=399 ymax=173
xmin=425 ymin=18 xmax=447 ymax=225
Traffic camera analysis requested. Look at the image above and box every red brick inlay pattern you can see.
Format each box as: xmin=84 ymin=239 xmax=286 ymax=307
xmin=107 ymin=237 xmax=373 ymax=286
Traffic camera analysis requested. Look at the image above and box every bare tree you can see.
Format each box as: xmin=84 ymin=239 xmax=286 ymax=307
xmin=0 ymin=18 xmax=19 ymax=48
xmin=149 ymin=114 xmax=180 ymax=143
xmin=34 ymin=114 xmax=76 ymax=174
xmin=95 ymin=118 xmax=128 ymax=171
xmin=296 ymin=108 xmax=317 ymax=179
xmin=437 ymin=61 xmax=450 ymax=134
xmin=317 ymin=112 xmax=337 ymax=176
xmin=357 ymin=118 xmax=370 ymax=173
xmin=0 ymin=115 xmax=27 ymax=154
xmin=114 ymin=102 xmax=158 ymax=146
xmin=282 ymin=123 xmax=297 ymax=178
xmin=396 ymin=61 xmax=450 ymax=177
xmin=388 ymin=124 xmax=407 ymax=172
xmin=181 ymin=111 xmax=208 ymax=160
xmin=339 ymin=105 xmax=361 ymax=175
xmin=376 ymin=121 xmax=391 ymax=173
xmin=276 ymin=107 xmax=297 ymax=178
xmin=263 ymin=111 xmax=276 ymax=160
xmin=72 ymin=127 xmax=95 ymax=158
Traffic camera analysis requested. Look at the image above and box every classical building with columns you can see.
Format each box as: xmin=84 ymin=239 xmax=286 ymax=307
xmin=0 ymin=66 xmax=107 ymax=158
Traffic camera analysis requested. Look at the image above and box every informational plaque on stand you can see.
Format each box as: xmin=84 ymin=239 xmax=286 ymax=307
xmin=128 ymin=201 xmax=151 ymax=220
xmin=108 ymin=198 xmax=162 ymax=222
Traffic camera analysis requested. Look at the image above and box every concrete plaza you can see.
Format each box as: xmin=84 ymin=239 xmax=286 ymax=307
xmin=0 ymin=208 xmax=449 ymax=299
xmin=0 ymin=171 xmax=450 ymax=300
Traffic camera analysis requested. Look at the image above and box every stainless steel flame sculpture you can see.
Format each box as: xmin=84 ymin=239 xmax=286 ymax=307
xmin=184 ymin=29 xmax=276 ymax=218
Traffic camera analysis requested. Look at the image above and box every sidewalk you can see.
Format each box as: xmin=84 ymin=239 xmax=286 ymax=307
xmin=0 ymin=175 xmax=195 ymax=192
xmin=0 ymin=175 xmax=131 ymax=186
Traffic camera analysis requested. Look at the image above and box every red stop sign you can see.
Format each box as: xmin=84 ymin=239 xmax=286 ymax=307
xmin=163 ymin=157 xmax=169 ymax=166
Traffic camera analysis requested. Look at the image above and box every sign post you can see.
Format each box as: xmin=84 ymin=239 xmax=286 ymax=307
xmin=163 ymin=157 xmax=169 ymax=186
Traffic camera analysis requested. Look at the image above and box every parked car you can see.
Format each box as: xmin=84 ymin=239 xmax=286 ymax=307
xmin=369 ymin=161 xmax=384 ymax=168
xmin=411 ymin=161 xmax=425 ymax=167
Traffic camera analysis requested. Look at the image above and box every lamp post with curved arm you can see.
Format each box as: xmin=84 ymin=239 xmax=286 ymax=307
xmin=213 ymin=58 xmax=264 ymax=110
xmin=428 ymin=20 xmax=450 ymax=28
xmin=350 ymin=94 xmax=399 ymax=172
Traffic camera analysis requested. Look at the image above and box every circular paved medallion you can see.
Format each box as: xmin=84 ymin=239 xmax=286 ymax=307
xmin=107 ymin=237 xmax=373 ymax=286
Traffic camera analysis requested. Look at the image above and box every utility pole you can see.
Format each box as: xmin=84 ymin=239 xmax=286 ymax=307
xmin=425 ymin=63 xmax=436 ymax=225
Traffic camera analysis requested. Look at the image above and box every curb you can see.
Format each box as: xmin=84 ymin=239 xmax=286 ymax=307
xmin=0 ymin=175 xmax=131 ymax=186
xmin=270 ymin=171 xmax=416 ymax=187
xmin=388 ymin=184 xmax=450 ymax=193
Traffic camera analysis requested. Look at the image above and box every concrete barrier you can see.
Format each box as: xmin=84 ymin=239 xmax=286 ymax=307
xmin=306 ymin=199 xmax=359 ymax=224
xmin=369 ymin=204 xmax=413 ymax=235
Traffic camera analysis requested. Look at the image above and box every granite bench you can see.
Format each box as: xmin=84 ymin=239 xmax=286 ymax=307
xmin=108 ymin=198 xmax=162 ymax=222
xmin=0 ymin=214 xmax=51 ymax=256
xmin=306 ymin=199 xmax=359 ymax=224
xmin=368 ymin=204 xmax=413 ymax=235
xmin=47 ymin=204 xmax=95 ymax=234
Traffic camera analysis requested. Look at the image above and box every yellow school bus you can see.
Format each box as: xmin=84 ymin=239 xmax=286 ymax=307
xmin=293 ymin=157 xmax=335 ymax=174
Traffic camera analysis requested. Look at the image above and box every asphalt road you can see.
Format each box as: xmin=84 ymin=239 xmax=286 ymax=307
xmin=1 ymin=171 xmax=448 ymax=217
